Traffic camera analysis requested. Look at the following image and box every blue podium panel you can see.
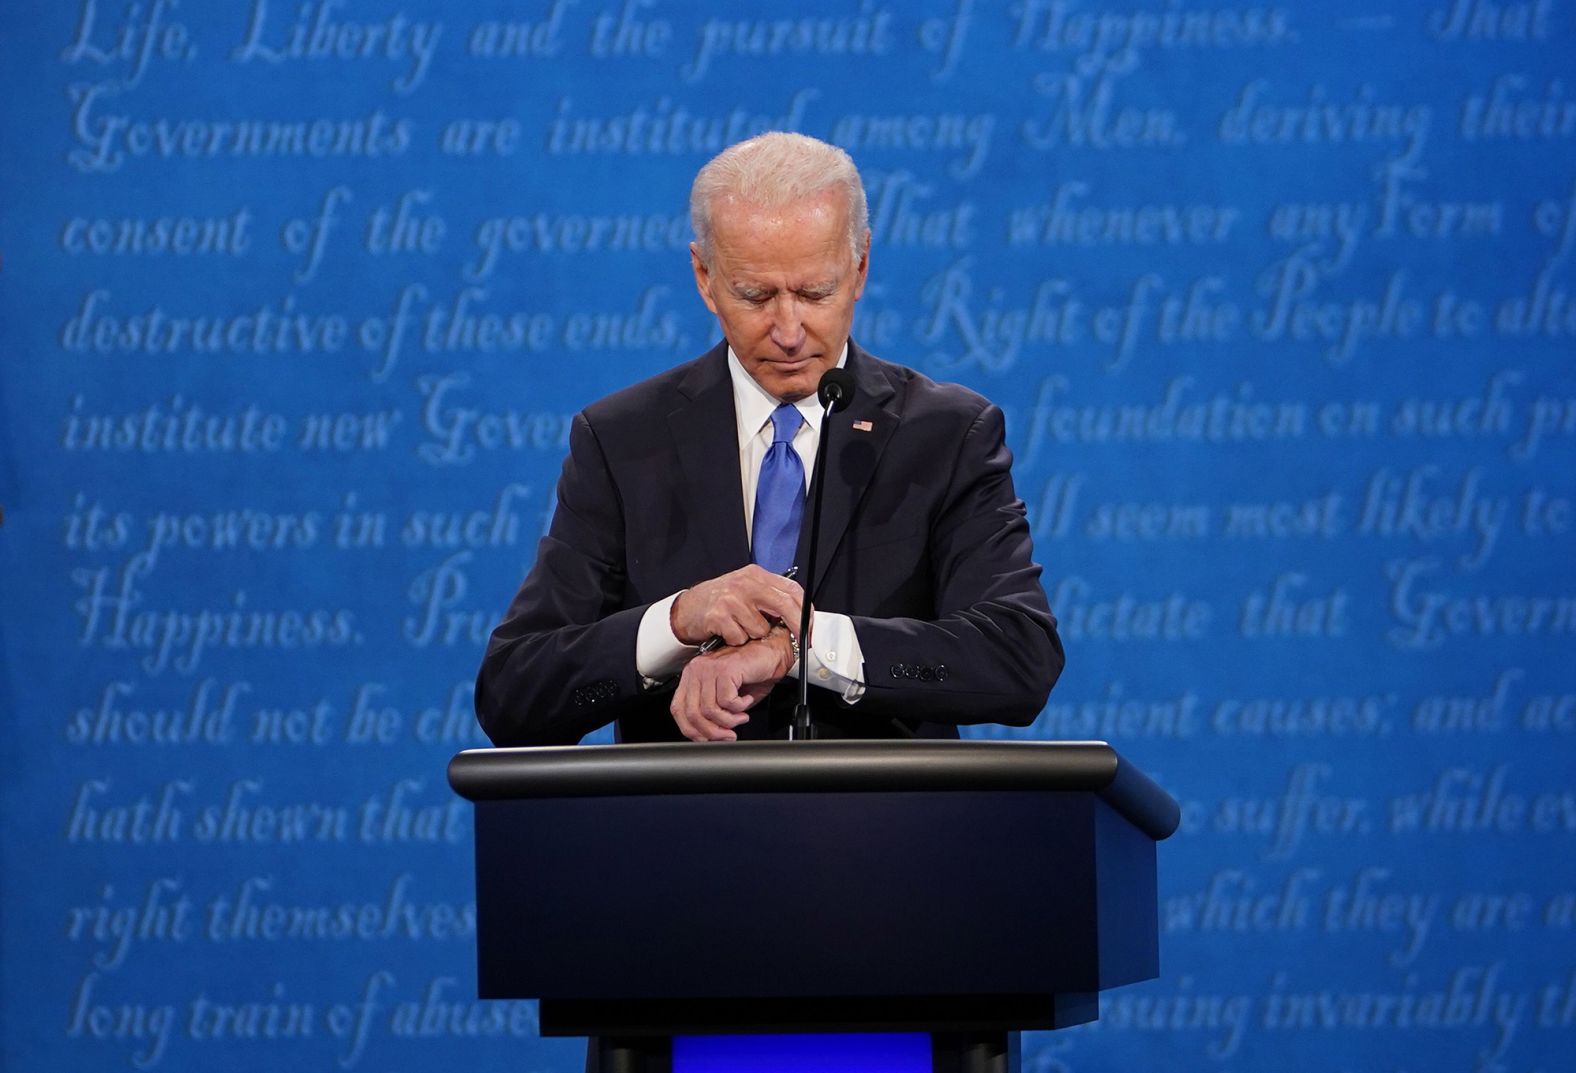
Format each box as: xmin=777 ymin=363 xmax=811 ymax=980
xmin=673 ymin=1033 xmax=930 ymax=1073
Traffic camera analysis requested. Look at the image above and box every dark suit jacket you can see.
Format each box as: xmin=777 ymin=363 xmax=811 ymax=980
xmin=475 ymin=341 xmax=1063 ymax=744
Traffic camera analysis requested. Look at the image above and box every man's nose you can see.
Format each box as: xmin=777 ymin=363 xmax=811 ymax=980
xmin=769 ymin=296 xmax=806 ymax=352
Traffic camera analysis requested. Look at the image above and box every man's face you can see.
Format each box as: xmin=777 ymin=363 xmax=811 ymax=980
xmin=691 ymin=189 xmax=869 ymax=402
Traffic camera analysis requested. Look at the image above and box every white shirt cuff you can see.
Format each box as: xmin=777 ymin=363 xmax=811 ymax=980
xmin=801 ymin=610 xmax=866 ymax=703
xmin=636 ymin=592 xmax=694 ymax=686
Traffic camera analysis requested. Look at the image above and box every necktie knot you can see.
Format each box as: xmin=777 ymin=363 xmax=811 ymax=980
xmin=769 ymin=403 xmax=801 ymax=445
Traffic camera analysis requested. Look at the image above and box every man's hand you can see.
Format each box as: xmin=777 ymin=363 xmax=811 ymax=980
xmin=670 ymin=564 xmax=803 ymax=647
xmin=671 ymin=628 xmax=795 ymax=742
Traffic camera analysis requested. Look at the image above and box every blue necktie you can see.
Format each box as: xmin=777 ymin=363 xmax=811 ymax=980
xmin=752 ymin=404 xmax=805 ymax=574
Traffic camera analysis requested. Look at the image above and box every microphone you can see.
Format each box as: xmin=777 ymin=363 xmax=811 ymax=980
xmin=817 ymin=367 xmax=855 ymax=412
xmin=792 ymin=367 xmax=859 ymax=741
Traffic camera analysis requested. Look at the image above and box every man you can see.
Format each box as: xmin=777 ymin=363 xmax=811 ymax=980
xmin=476 ymin=132 xmax=1061 ymax=745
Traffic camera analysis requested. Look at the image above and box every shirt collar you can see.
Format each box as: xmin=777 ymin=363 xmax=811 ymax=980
xmin=727 ymin=344 xmax=849 ymax=447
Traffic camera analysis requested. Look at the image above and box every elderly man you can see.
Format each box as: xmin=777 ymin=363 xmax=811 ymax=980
xmin=476 ymin=132 xmax=1061 ymax=745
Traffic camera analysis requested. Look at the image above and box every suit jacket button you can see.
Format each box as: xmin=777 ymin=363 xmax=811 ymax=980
xmin=919 ymin=667 xmax=934 ymax=681
xmin=935 ymin=665 xmax=949 ymax=682
xmin=904 ymin=665 xmax=918 ymax=679
xmin=890 ymin=663 xmax=903 ymax=679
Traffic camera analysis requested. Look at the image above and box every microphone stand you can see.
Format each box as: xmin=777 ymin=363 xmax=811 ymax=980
xmin=790 ymin=373 xmax=851 ymax=741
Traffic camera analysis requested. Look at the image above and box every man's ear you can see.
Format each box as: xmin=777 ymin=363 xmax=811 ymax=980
xmin=851 ymin=230 xmax=871 ymax=301
xmin=690 ymin=242 xmax=720 ymax=316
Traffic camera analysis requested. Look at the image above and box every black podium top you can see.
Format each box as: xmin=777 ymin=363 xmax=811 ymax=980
xmin=448 ymin=739 xmax=1179 ymax=841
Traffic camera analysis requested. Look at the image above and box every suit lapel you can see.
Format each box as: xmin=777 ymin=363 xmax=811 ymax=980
xmin=798 ymin=343 xmax=899 ymax=601
xmin=667 ymin=344 xmax=751 ymax=575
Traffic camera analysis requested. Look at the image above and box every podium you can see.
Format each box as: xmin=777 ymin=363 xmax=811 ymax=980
xmin=448 ymin=739 xmax=1179 ymax=1072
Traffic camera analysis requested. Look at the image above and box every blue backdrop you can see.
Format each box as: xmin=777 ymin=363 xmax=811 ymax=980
xmin=2 ymin=2 xmax=1574 ymax=1071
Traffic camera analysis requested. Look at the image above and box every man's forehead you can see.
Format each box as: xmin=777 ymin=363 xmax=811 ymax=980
xmin=714 ymin=210 xmax=850 ymax=271
xmin=723 ymin=258 xmax=845 ymax=286
xmin=711 ymin=191 xmax=848 ymax=239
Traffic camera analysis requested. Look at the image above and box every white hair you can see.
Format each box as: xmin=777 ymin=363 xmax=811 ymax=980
xmin=690 ymin=132 xmax=869 ymax=265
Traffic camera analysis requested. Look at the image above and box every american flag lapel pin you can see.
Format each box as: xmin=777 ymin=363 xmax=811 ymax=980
xmin=852 ymin=419 xmax=874 ymax=432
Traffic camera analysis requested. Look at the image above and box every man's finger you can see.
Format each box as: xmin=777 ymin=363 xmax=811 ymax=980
xmin=710 ymin=664 xmax=744 ymax=713
xmin=719 ymin=689 xmax=757 ymax=713
xmin=759 ymin=589 xmax=804 ymax=636
xmin=673 ymin=672 xmax=717 ymax=742
xmin=671 ymin=687 xmax=702 ymax=741
xmin=707 ymin=601 xmax=769 ymax=645
xmin=699 ymin=681 xmax=749 ymax=732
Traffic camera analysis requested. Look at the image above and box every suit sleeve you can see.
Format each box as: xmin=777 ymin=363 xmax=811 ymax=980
xmin=474 ymin=411 xmax=651 ymax=746
xmin=848 ymin=402 xmax=1063 ymax=727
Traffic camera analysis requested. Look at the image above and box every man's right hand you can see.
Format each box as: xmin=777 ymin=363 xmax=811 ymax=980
xmin=670 ymin=628 xmax=795 ymax=742
xmin=670 ymin=564 xmax=803 ymax=648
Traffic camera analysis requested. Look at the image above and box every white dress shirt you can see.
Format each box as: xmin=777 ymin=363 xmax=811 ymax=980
xmin=634 ymin=346 xmax=867 ymax=701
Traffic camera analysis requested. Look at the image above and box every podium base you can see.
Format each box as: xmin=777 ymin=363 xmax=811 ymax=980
xmin=545 ymin=993 xmax=1094 ymax=1036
